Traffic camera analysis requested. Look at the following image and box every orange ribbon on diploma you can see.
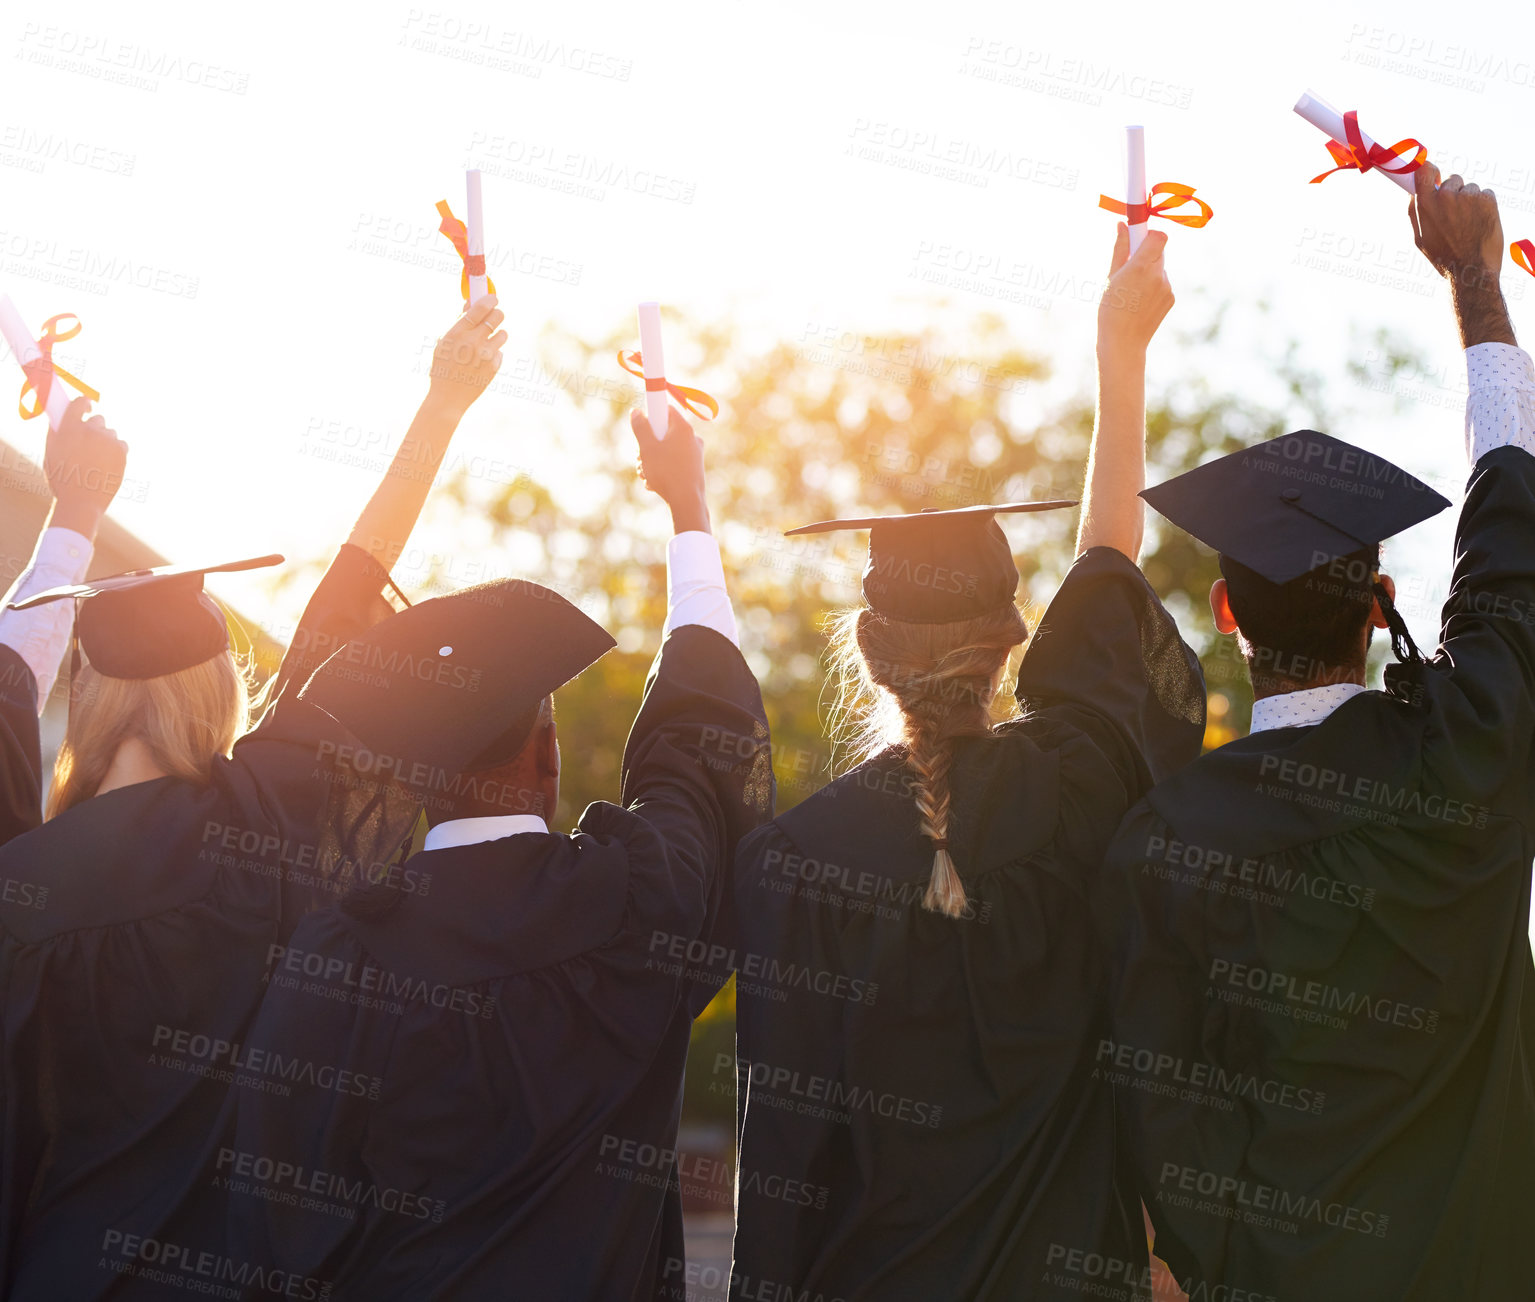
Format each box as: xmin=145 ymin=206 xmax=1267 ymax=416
xmin=1512 ymin=240 xmax=1535 ymax=278
xmin=1097 ymin=183 xmax=1213 ymax=230
xmin=436 ymin=200 xmax=497 ymax=302
xmin=1310 ymin=110 xmax=1426 ymax=186
xmin=18 ymin=314 xmax=99 ymax=422
xmin=616 ymin=350 xmax=719 ymax=421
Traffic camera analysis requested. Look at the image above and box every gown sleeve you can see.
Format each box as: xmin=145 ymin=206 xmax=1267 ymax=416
xmin=226 ymin=544 xmax=402 ymax=828
xmin=1409 ymin=446 xmax=1535 ymax=811
xmin=1014 ymin=545 xmax=1207 ymax=800
xmin=261 ymin=543 xmax=400 ymax=710
xmin=1095 ymin=800 xmax=1236 ymax=1285
xmin=603 ymin=623 xmax=774 ymax=1006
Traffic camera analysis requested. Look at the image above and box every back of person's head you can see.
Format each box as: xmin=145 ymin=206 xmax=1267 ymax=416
xmin=827 ymin=603 xmax=1027 ymax=918
xmin=1218 ymin=544 xmax=1381 ymax=690
xmin=425 ymin=694 xmax=557 ymax=827
xmin=320 ymin=694 xmax=558 ymax=920
xmin=47 ymin=652 xmax=250 ymax=818
xmin=296 ymin=573 xmax=611 ymax=899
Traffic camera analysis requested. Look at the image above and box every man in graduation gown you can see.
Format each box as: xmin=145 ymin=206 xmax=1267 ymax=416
xmin=1099 ymin=165 xmax=1535 ymax=1299
xmin=0 ymin=297 xmax=507 ymax=1300
xmin=0 ymin=396 xmax=126 ymax=844
xmin=728 ymin=226 xmax=1206 ymax=1301
xmin=225 ymin=405 xmax=772 ymax=1300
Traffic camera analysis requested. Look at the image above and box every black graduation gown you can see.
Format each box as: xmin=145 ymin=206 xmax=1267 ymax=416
xmin=225 ymin=623 xmax=773 ymax=1301
xmin=729 ymin=547 xmax=1207 ymax=1302
xmin=0 ymin=543 xmax=397 ymax=1301
xmin=1098 ymin=446 xmax=1535 ymax=1301
xmin=0 ymin=646 xmax=41 ymax=849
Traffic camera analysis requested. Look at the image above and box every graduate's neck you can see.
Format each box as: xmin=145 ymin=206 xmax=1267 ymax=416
xmin=95 ymin=736 xmax=171 ymax=798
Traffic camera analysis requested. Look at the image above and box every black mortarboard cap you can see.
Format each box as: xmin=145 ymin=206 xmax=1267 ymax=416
xmin=1140 ymin=431 xmax=1451 ymax=584
xmin=785 ymin=500 xmax=1078 ymax=623
xmin=7 ymin=554 xmax=282 ymax=679
xmin=298 ymin=578 xmax=616 ymax=777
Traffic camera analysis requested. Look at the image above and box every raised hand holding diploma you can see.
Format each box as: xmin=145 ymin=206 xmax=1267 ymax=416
xmin=1097 ymin=126 xmax=1212 ymax=244
xmin=616 ymin=303 xmax=719 ymax=444
xmin=1079 ymin=223 xmax=1175 ymax=561
xmin=629 ymin=405 xmax=710 ymax=535
xmin=44 ymin=396 xmax=128 ymax=537
xmin=427 ymin=294 xmax=507 ymax=416
xmin=1099 ymin=224 xmax=1175 ymax=355
xmin=1407 ymin=163 xmax=1515 ymax=353
xmin=1295 ymin=91 xmax=1427 ymax=193
xmin=0 ymin=296 xmax=100 ymax=430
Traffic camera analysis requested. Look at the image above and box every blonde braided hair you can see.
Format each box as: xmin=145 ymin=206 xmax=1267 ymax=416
xmin=826 ymin=603 xmax=1027 ymax=917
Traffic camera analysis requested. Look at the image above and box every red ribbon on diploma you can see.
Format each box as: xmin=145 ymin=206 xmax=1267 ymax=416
xmin=18 ymin=314 xmax=99 ymax=421
xmin=1097 ymin=183 xmax=1213 ymax=229
xmin=435 ymin=200 xmax=497 ymax=302
xmin=1512 ymin=240 xmax=1535 ymax=278
xmin=1310 ymin=110 xmax=1426 ymax=185
xmin=616 ymin=351 xmax=719 ymax=421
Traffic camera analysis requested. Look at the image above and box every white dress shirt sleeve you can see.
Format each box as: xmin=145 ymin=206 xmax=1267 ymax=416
xmin=662 ymin=531 xmax=739 ymax=648
xmin=0 ymin=526 xmax=93 ymax=713
xmin=1465 ymin=342 xmax=1535 ymax=465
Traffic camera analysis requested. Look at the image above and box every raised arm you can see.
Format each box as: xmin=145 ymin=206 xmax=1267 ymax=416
xmin=1076 ymin=225 xmax=1175 ymax=561
xmin=346 ymin=294 xmax=506 ymax=567
xmin=262 ymin=299 xmax=506 ymax=705
xmin=1400 ymin=163 xmax=1535 ymax=794
xmin=630 ymin=406 xmax=738 ymax=644
xmin=0 ymin=398 xmax=125 ymax=842
xmin=609 ymin=407 xmax=771 ymax=954
xmin=0 ymin=396 xmax=127 ymax=710
xmin=1410 ymin=162 xmax=1517 ymax=351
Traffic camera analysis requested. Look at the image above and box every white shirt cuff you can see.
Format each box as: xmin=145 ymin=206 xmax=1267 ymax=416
xmin=422 ymin=814 xmax=549 ymax=852
xmin=0 ymin=526 xmax=94 ymax=714
xmin=663 ymin=531 xmax=739 ymax=648
xmin=1465 ymin=343 xmax=1535 ymax=465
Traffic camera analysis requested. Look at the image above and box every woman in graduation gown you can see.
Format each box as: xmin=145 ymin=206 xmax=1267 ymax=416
xmin=728 ymin=228 xmax=1207 ymax=1301
xmin=0 ymin=297 xmax=507 ymax=1301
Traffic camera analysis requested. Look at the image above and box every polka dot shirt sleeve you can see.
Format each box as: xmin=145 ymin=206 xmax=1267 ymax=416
xmin=0 ymin=526 xmax=94 ymax=714
xmin=1466 ymin=343 xmax=1535 ymax=465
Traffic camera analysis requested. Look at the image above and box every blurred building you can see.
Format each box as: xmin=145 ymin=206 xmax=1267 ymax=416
xmin=0 ymin=437 xmax=282 ymax=775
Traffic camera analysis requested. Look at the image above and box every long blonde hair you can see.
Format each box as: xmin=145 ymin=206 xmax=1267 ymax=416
xmin=46 ymin=653 xmax=250 ymax=818
xmin=826 ymin=603 xmax=1027 ymax=918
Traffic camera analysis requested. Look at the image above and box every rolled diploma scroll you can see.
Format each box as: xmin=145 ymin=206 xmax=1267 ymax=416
xmin=0 ymin=294 xmax=69 ymax=429
xmin=465 ymin=169 xmax=489 ymax=305
xmin=637 ymin=301 xmax=670 ymax=440
xmin=1126 ymin=125 xmax=1147 ymax=254
xmin=1293 ymin=90 xmax=1416 ymax=195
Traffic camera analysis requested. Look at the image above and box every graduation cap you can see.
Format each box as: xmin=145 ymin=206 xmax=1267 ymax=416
xmin=1141 ymin=430 xmax=1451 ymax=663
xmin=786 ymin=500 xmax=1078 ymax=623
xmin=7 ymin=554 xmax=283 ymax=679
xmin=1140 ymin=431 xmax=1449 ymax=584
xmin=298 ymin=578 xmax=617 ymax=778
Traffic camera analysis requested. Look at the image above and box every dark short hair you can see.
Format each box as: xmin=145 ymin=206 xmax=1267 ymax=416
xmin=461 ymin=695 xmax=554 ymax=773
xmin=1220 ymin=545 xmax=1381 ymax=683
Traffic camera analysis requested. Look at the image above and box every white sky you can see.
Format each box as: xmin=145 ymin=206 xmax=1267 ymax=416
xmin=2 ymin=0 xmax=1532 ymax=934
